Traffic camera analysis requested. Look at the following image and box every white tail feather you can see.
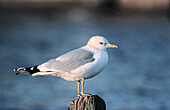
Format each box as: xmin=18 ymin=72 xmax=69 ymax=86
xmin=32 ymin=72 xmax=59 ymax=77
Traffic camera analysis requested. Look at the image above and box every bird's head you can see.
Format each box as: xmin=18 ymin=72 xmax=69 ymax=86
xmin=87 ymin=36 xmax=118 ymax=50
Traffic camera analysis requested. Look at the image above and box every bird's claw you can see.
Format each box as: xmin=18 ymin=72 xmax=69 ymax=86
xmin=77 ymin=93 xmax=91 ymax=97
xmin=81 ymin=93 xmax=91 ymax=96
xmin=77 ymin=93 xmax=81 ymax=97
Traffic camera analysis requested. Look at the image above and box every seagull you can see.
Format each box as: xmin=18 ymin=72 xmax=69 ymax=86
xmin=14 ymin=36 xmax=118 ymax=96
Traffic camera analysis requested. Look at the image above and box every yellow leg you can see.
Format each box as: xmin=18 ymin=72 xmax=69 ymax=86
xmin=81 ymin=78 xmax=91 ymax=96
xmin=81 ymin=78 xmax=84 ymax=95
xmin=77 ymin=80 xmax=81 ymax=96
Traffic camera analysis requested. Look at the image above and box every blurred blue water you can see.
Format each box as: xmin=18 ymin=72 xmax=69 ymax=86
xmin=0 ymin=8 xmax=170 ymax=110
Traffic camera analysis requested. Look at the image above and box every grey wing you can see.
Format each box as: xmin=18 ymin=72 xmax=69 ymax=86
xmin=38 ymin=48 xmax=95 ymax=72
xmin=57 ymin=48 xmax=94 ymax=62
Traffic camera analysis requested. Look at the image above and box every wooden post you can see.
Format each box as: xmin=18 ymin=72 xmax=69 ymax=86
xmin=68 ymin=95 xmax=106 ymax=110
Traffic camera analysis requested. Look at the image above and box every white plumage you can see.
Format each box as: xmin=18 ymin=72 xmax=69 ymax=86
xmin=14 ymin=36 xmax=118 ymax=96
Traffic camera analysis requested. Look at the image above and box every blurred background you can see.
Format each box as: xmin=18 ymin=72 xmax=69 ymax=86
xmin=0 ymin=0 xmax=170 ymax=110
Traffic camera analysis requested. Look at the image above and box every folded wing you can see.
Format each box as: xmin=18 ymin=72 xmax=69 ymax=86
xmin=38 ymin=48 xmax=95 ymax=73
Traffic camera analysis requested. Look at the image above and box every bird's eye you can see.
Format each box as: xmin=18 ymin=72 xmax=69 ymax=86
xmin=99 ymin=42 xmax=104 ymax=45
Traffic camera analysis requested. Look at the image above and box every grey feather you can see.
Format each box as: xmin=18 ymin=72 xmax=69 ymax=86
xmin=38 ymin=48 xmax=95 ymax=72
xmin=58 ymin=48 xmax=94 ymax=61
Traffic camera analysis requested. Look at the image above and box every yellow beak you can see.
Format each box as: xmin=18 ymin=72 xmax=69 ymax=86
xmin=107 ymin=44 xmax=118 ymax=48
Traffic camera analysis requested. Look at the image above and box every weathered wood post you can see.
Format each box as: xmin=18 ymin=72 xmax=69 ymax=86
xmin=68 ymin=95 xmax=106 ymax=110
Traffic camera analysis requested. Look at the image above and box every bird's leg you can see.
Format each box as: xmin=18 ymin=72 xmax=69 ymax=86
xmin=81 ymin=78 xmax=91 ymax=96
xmin=77 ymin=80 xmax=81 ymax=97
xmin=81 ymin=78 xmax=84 ymax=95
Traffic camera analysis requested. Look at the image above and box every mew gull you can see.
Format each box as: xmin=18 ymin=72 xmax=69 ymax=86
xmin=14 ymin=36 xmax=118 ymax=96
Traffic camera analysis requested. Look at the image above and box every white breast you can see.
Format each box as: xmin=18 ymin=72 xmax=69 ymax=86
xmin=61 ymin=48 xmax=108 ymax=81
xmin=85 ymin=50 xmax=108 ymax=78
